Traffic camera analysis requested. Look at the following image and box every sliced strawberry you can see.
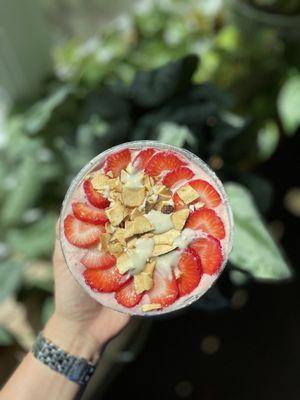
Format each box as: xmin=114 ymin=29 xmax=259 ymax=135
xmin=83 ymin=180 xmax=110 ymax=209
xmin=72 ymin=202 xmax=108 ymax=225
xmin=162 ymin=166 xmax=195 ymax=188
xmin=147 ymin=268 xmax=178 ymax=307
xmin=176 ymin=248 xmax=202 ymax=297
xmin=115 ymin=279 xmax=143 ymax=308
xmin=144 ymin=151 xmax=186 ymax=177
xmin=81 ymin=248 xmax=116 ymax=270
xmin=132 ymin=148 xmax=156 ymax=170
xmin=64 ymin=215 xmax=103 ymax=248
xmin=189 ymin=236 xmax=223 ymax=275
xmin=173 ymin=179 xmax=221 ymax=209
xmin=189 ymin=179 xmax=221 ymax=208
xmin=83 ymin=265 xmax=129 ymax=293
xmin=103 ymin=148 xmax=131 ymax=177
xmin=186 ymin=208 xmax=225 ymax=239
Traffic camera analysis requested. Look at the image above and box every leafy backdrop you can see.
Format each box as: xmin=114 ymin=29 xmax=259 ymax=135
xmin=1 ymin=0 xmax=298 ymax=348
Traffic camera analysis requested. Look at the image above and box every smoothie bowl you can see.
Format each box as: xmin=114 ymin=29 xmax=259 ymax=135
xmin=60 ymin=141 xmax=233 ymax=316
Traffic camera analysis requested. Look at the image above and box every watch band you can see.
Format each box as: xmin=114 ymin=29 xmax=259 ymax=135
xmin=32 ymin=332 xmax=96 ymax=386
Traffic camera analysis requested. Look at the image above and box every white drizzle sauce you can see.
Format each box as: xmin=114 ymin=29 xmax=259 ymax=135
xmin=145 ymin=210 xmax=174 ymax=234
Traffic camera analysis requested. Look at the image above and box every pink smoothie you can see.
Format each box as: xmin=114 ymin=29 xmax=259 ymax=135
xmin=60 ymin=141 xmax=233 ymax=316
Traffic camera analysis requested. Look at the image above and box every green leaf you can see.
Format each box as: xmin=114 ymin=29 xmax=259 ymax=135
xmin=0 ymin=327 xmax=13 ymax=346
xmin=225 ymin=183 xmax=292 ymax=281
xmin=257 ymin=121 xmax=279 ymax=160
xmin=41 ymin=297 xmax=55 ymax=325
xmin=156 ymin=122 xmax=197 ymax=148
xmin=1 ymin=156 xmax=42 ymax=226
xmin=0 ymin=259 xmax=24 ymax=302
xmin=24 ymin=85 xmax=74 ymax=134
xmin=278 ymin=75 xmax=300 ymax=135
xmin=7 ymin=213 xmax=56 ymax=260
xmin=129 ymin=55 xmax=199 ymax=108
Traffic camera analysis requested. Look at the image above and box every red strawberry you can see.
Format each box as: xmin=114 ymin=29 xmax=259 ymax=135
xmin=83 ymin=180 xmax=110 ymax=209
xmin=176 ymin=248 xmax=202 ymax=297
xmin=144 ymin=151 xmax=186 ymax=177
xmin=147 ymin=268 xmax=178 ymax=307
xmin=189 ymin=236 xmax=223 ymax=275
xmin=81 ymin=248 xmax=116 ymax=270
xmin=186 ymin=208 xmax=225 ymax=239
xmin=162 ymin=166 xmax=195 ymax=188
xmin=132 ymin=148 xmax=156 ymax=170
xmin=173 ymin=179 xmax=221 ymax=209
xmin=115 ymin=279 xmax=143 ymax=308
xmin=72 ymin=202 xmax=108 ymax=225
xmin=64 ymin=215 xmax=103 ymax=248
xmin=83 ymin=265 xmax=129 ymax=293
xmin=189 ymin=179 xmax=221 ymax=208
xmin=103 ymin=148 xmax=131 ymax=177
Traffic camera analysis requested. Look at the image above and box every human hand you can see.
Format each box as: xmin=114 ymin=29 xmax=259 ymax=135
xmin=44 ymin=221 xmax=130 ymax=360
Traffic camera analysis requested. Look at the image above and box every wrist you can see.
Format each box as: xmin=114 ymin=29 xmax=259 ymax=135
xmin=44 ymin=313 xmax=101 ymax=362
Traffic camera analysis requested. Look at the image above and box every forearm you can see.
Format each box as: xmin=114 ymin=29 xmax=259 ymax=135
xmin=0 ymin=313 xmax=102 ymax=400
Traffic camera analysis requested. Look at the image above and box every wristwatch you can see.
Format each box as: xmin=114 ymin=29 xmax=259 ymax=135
xmin=32 ymin=332 xmax=97 ymax=386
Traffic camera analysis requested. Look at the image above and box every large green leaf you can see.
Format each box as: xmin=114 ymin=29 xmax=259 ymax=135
xmin=129 ymin=55 xmax=198 ymax=108
xmin=7 ymin=213 xmax=56 ymax=260
xmin=1 ymin=156 xmax=43 ymax=226
xmin=278 ymin=75 xmax=300 ymax=135
xmin=0 ymin=260 xmax=24 ymax=302
xmin=156 ymin=122 xmax=197 ymax=148
xmin=24 ymin=85 xmax=74 ymax=134
xmin=225 ymin=183 xmax=292 ymax=281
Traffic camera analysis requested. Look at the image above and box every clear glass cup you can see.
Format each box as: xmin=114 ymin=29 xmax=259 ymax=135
xmin=59 ymin=141 xmax=234 ymax=316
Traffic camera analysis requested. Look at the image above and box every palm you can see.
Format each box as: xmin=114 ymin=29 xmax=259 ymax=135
xmin=53 ymin=233 xmax=130 ymax=346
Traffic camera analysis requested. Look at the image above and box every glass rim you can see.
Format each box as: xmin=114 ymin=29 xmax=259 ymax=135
xmin=59 ymin=140 xmax=234 ymax=317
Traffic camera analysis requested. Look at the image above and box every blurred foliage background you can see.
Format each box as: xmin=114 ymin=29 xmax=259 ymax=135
xmin=0 ymin=0 xmax=299 ymax=396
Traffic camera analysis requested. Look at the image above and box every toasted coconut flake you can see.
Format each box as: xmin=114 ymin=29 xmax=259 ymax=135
xmin=130 ymin=207 xmax=143 ymax=220
xmin=108 ymin=242 xmax=124 ymax=257
xmin=111 ymin=228 xmax=127 ymax=245
xmin=153 ymin=229 xmax=180 ymax=245
xmin=142 ymin=303 xmax=162 ymax=312
xmin=91 ymin=173 xmax=109 ymax=190
xmin=134 ymin=273 xmax=153 ymax=294
xmin=172 ymin=209 xmax=190 ymax=230
xmin=100 ymin=233 xmax=111 ymax=252
xmin=157 ymin=185 xmax=172 ymax=200
xmin=144 ymin=260 xmax=156 ymax=275
xmin=122 ymin=187 xmax=145 ymax=207
xmin=177 ymin=184 xmax=200 ymax=204
xmin=116 ymin=253 xmax=132 ymax=274
xmin=105 ymin=201 xmax=126 ymax=226
xmin=152 ymin=244 xmax=177 ymax=256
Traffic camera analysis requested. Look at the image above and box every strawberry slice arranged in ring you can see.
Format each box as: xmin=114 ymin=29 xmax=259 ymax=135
xmin=64 ymin=215 xmax=104 ymax=248
xmin=81 ymin=248 xmax=116 ymax=270
xmin=103 ymin=148 xmax=131 ymax=177
xmin=173 ymin=179 xmax=221 ymax=209
xmin=132 ymin=148 xmax=156 ymax=170
xmin=186 ymin=207 xmax=225 ymax=240
xmin=144 ymin=150 xmax=186 ymax=177
xmin=83 ymin=180 xmax=110 ymax=209
xmin=162 ymin=166 xmax=195 ymax=188
xmin=72 ymin=202 xmax=108 ymax=225
xmin=189 ymin=235 xmax=223 ymax=275
xmin=147 ymin=268 xmax=178 ymax=307
xmin=83 ymin=265 xmax=130 ymax=293
xmin=115 ymin=279 xmax=143 ymax=307
xmin=176 ymin=248 xmax=203 ymax=297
